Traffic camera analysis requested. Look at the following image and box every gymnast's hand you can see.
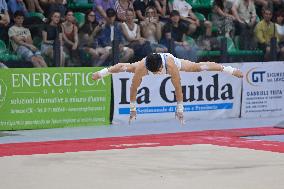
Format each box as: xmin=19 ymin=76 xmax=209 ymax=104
xmin=175 ymin=111 xmax=185 ymax=125
xmin=129 ymin=110 xmax=137 ymax=124
xmin=129 ymin=101 xmax=137 ymax=124
xmin=175 ymin=102 xmax=185 ymax=125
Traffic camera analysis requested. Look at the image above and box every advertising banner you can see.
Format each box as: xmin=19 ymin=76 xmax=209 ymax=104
xmin=0 ymin=67 xmax=111 ymax=130
xmin=113 ymin=68 xmax=242 ymax=124
xmin=241 ymin=61 xmax=284 ymax=118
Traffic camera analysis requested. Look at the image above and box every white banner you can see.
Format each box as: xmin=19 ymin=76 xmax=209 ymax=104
xmin=113 ymin=67 xmax=242 ymax=124
xmin=241 ymin=61 xmax=284 ymax=118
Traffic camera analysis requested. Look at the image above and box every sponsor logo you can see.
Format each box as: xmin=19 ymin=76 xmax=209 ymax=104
xmin=246 ymin=67 xmax=266 ymax=86
xmin=116 ymin=74 xmax=236 ymax=114
xmin=119 ymin=74 xmax=234 ymax=104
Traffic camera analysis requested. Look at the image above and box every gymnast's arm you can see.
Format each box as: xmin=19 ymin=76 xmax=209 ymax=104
xmin=130 ymin=73 xmax=143 ymax=103
xmin=128 ymin=59 xmax=147 ymax=102
xmin=167 ymin=57 xmax=185 ymax=124
xmin=128 ymin=65 xmax=147 ymax=123
xmin=167 ymin=58 xmax=183 ymax=102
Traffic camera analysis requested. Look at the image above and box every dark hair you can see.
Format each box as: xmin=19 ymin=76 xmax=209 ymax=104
xmin=214 ymin=0 xmax=224 ymax=10
xmin=14 ymin=11 xmax=25 ymax=18
xmin=85 ymin=9 xmax=95 ymax=22
xmin=170 ymin=10 xmax=180 ymax=17
xmin=262 ymin=6 xmax=273 ymax=15
xmin=145 ymin=6 xmax=157 ymax=16
xmin=275 ymin=10 xmax=284 ymax=18
xmin=65 ymin=9 xmax=73 ymax=16
xmin=145 ymin=54 xmax=162 ymax=72
xmin=47 ymin=11 xmax=61 ymax=24
xmin=106 ymin=8 xmax=116 ymax=17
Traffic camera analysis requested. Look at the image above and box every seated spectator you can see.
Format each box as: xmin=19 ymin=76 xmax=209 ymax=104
xmin=275 ymin=10 xmax=284 ymax=60
xmin=121 ymin=8 xmax=152 ymax=60
xmin=254 ymin=8 xmax=282 ymax=60
xmin=232 ymin=0 xmax=257 ymax=50
xmin=24 ymin=0 xmax=44 ymax=13
xmin=172 ymin=0 xmax=212 ymax=37
xmin=161 ymin=10 xmax=198 ymax=61
xmin=97 ymin=8 xmax=133 ymax=64
xmin=93 ymin=0 xmax=116 ymax=23
xmin=0 ymin=0 xmax=11 ymax=43
xmin=62 ymin=9 xmax=79 ymax=66
xmin=140 ymin=6 xmax=167 ymax=53
xmin=79 ymin=10 xmax=110 ymax=66
xmin=212 ymin=0 xmax=236 ymax=37
xmin=8 ymin=0 xmax=45 ymax=39
xmin=115 ymin=0 xmax=134 ymax=22
xmin=8 ymin=11 xmax=47 ymax=67
xmin=41 ymin=11 xmax=65 ymax=66
xmin=133 ymin=0 xmax=155 ymax=22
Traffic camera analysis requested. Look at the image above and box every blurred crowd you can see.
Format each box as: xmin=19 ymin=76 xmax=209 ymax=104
xmin=0 ymin=0 xmax=284 ymax=68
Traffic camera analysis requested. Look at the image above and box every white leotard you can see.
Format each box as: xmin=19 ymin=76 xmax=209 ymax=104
xmin=147 ymin=53 xmax=182 ymax=75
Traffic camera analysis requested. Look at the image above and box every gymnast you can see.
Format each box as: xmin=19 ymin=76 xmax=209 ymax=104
xmin=92 ymin=53 xmax=243 ymax=124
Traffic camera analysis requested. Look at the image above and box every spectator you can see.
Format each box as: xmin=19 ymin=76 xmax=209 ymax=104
xmin=212 ymin=0 xmax=236 ymax=37
xmin=275 ymin=10 xmax=284 ymax=60
xmin=93 ymin=0 xmax=116 ymax=23
xmin=8 ymin=11 xmax=47 ymax=67
xmin=121 ymin=8 xmax=152 ymax=60
xmin=41 ymin=11 xmax=65 ymax=66
xmin=255 ymin=8 xmax=281 ymax=60
xmin=79 ymin=10 xmax=110 ymax=66
xmin=8 ymin=0 xmax=45 ymax=39
xmin=172 ymin=0 xmax=212 ymax=37
xmin=140 ymin=6 xmax=167 ymax=52
xmin=162 ymin=10 xmax=198 ymax=61
xmin=62 ymin=9 xmax=79 ymax=66
xmin=232 ymin=0 xmax=257 ymax=50
xmin=115 ymin=0 xmax=134 ymax=22
xmin=24 ymin=0 xmax=44 ymax=13
xmin=97 ymin=8 xmax=133 ymax=63
xmin=0 ymin=0 xmax=11 ymax=43
xmin=133 ymin=0 xmax=155 ymax=22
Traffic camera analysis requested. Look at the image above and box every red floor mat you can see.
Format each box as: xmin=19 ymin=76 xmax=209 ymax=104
xmin=1 ymin=127 xmax=284 ymax=157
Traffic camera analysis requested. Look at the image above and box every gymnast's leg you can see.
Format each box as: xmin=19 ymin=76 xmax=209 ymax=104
xmin=92 ymin=63 xmax=135 ymax=80
xmin=180 ymin=60 xmax=243 ymax=78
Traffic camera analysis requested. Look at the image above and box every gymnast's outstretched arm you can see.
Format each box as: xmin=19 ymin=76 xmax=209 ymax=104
xmin=179 ymin=59 xmax=243 ymax=78
xmin=92 ymin=59 xmax=145 ymax=80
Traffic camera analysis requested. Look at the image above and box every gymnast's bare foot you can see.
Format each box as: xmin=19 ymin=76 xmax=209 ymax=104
xmin=232 ymin=69 xmax=243 ymax=78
